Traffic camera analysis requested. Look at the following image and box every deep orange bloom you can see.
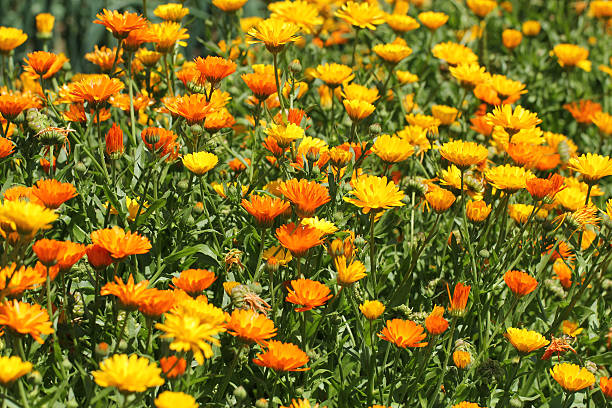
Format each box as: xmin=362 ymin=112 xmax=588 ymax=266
xmin=56 ymin=241 xmax=87 ymax=271
xmin=285 ymin=278 xmax=332 ymax=312
xmin=63 ymin=103 xmax=111 ymax=124
xmin=32 ymin=238 xmax=64 ymax=266
xmin=276 ymin=223 xmax=325 ymax=257
xmin=278 ymin=179 xmax=330 ymax=218
xmin=137 ymin=289 xmax=175 ymax=318
xmin=0 ymin=137 xmax=14 ymax=158
xmin=425 ymin=305 xmax=449 ymax=335
xmin=141 ymin=127 xmax=180 ymax=160
xmin=242 ymin=73 xmax=277 ymax=100
xmin=447 ymin=282 xmax=471 ymax=316
xmin=563 ymin=100 xmax=601 ymax=124
xmin=159 ymin=356 xmax=187 ymax=378
xmin=0 ymin=93 xmax=35 ymax=121
xmin=105 ymin=123 xmax=124 ymax=158
xmin=194 ymin=56 xmax=237 ymax=84
xmin=226 ymin=308 xmax=277 ymax=343
xmin=123 ymin=27 xmax=159 ymax=52
xmin=378 ymin=319 xmax=428 ymax=348
xmin=600 ymin=377 xmax=612 ymax=398
xmin=504 ymin=270 xmax=538 ymax=297
xmin=526 ymin=174 xmax=565 ymax=201
xmin=31 ymin=178 xmax=77 ymax=209
xmin=68 ymin=75 xmax=124 ymax=107
xmin=229 ymin=157 xmax=250 ymax=172
xmin=242 ymin=195 xmax=290 ymax=228
xmin=90 ymin=226 xmax=152 ymax=260
xmin=85 ymin=45 xmax=122 ymax=72
xmin=172 ymin=269 xmax=217 ymax=296
xmin=100 ymin=274 xmax=150 ymax=311
xmin=93 ymin=9 xmax=148 ymax=39
xmin=253 ymin=340 xmax=309 ymax=371
xmin=0 ymin=263 xmax=46 ymax=297
xmin=164 ymin=94 xmax=214 ymax=125
xmin=86 ymin=244 xmax=114 ymax=269
xmin=23 ymin=51 xmax=67 ymax=79
xmin=0 ymin=300 xmax=54 ymax=343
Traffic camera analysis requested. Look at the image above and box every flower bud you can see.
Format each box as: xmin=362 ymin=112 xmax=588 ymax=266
xmin=289 ymin=59 xmax=302 ymax=74
xmin=95 ymin=342 xmax=110 ymax=357
xmin=233 ymin=386 xmax=248 ymax=401
xmin=177 ymin=179 xmax=190 ymax=192
xmin=369 ymin=123 xmax=382 ymax=136
xmin=75 ymin=161 xmax=87 ymax=174
xmin=255 ymin=399 xmax=268 ymax=408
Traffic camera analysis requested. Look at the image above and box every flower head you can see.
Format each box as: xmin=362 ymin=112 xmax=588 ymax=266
xmin=0 ymin=300 xmax=53 ymax=343
xmin=0 ymin=27 xmax=28 ymax=54
xmin=425 ymin=305 xmax=449 ymax=335
xmin=373 ymin=43 xmax=412 ymax=64
xmin=360 ymin=300 xmax=385 ymax=320
xmin=343 ymin=99 xmax=375 ymax=121
xmin=91 ymin=226 xmax=151 ymax=260
xmin=453 ymin=350 xmax=471 ymax=368
xmin=467 ymin=0 xmax=497 ymax=17
xmin=505 ymin=327 xmax=549 ymax=353
xmin=344 ymin=174 xmax=405 ymax=214
xmin=418 ymin=11 xmax=448 ymax=30
xmin=172 ymin=269 xmax=217 ymax=296
xmin=313 ymin=63 xmax=354 ymax=87
xmin=31 ymin=179 xmax=77 ymax=209
xmin=504 ymin=270 xmax=538 ymax=297
xmin=485 ymin=104 xmax=541 ymax=134
xmin=278 ymin=179 xmax=330 ymax=218
xmin=550 ymin=363 xmax=595 ymax=392
xmin=253 ymin=340 xmax=309 ymax=371
xmin=94 ymin=9 xmax=147 ymax=39
xmin=182 ymin=151 xmax=219 ymax=176
xmin=432 ymin=42 xmax=478 ymax=66
xmin=69 ymin=75 xmax=124 ymax=107
xmin=269 ymin=0 xmax=323 ymax=34
xmin=159 ymin=356 xmax=186 ymax=378
xmin=372 ymin=134 xmax=414 ymax=163
xmin=440 ymin=140 xmax=488 ymax=170
xmin=425 ymin=188 xmax=456 ymax=214
xmin=502 ymin=29 xmax=522 ymax=49
xmin=522 ymin=20 xmax=541 ymax=36
xmin=101 ymin=275 xmax=151 ymax=311
xmin=23 ymin=51 xmax=67 ymax=79
xmin=150 ymin=22 xmax=189 ymax=53
xmin=92 ymin=354 xmax=164 ymax=393
xmin=335 ymin=1 xmax=386 ymax=30
xmin=0 ymin=200 xmax=58 ymax=237
xmin=226 ymin=308 xmax=277 ymax=343
xmin=447 ymin=282 xmax=470 ymax=317
xmin=242 ymin=195 xmax=290 ymax=228
xmin=213 ymin=0 xmax=248 ymax=11
xmin=553 ymin=44 xmax=591 ymax=72
xmin=285 ymin=278 xmax=332 ymax=312
xmin=247 ymin=18 xmax=300 ymax=54
xmin=0 ymin=355 xmax=32 ymax=386
xmin=154 ymin=3 xmax=189 ymax=21
xmin=600 ymin=377 xmax=612 ymax=398
xmin=242 ymin=72 xmax=277 ymax=100
xmin=378 ymin=319 xmax=428 ymax=348
xmin=466 ymin=200 xmax=491 ymax=223
xmin=334 ymin=256 xmax=366 ymax=286
xmin=194 ymin=55 xmax=236 ymax=84
xmin=568 ymin=153 xmax=612 ymax=184
xmin=485 ymin=164 xmax=534 ymax=194
xmin=526 ymin=174 xmax=565 ymax=201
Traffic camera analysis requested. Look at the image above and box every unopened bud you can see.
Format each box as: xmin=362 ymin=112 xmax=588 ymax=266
xmin=289 ymin=59 xmax=302 ymax=74
xmin=177 ymin=179 xmax=190 ymax=192
xmin=369 ymin=123 xmax=382 ymax=136
xmin=233 ymin=385 xmax=248 ymax=401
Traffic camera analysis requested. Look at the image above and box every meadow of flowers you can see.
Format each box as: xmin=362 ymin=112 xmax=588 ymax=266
xmin=0 ymin=0 xmax=611 ymax=407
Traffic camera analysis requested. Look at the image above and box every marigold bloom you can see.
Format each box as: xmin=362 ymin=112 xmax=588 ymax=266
xmin=453 ymin=350 xmax=471 ymax=368
xmin=431 ymin=105 xmax=459 ymax=125
xmin=592 ymin=111 xmax=612 ymax=135
xmin=0 ymin=300 xmax=53 ymax=343
xmin=265 ymin=123 xmax=304 ymax=148
xmin=278 ymin=179 xmax=330 ymax=218
xmin=345 ymin=174 xmax=405 ymax=214
xmin=194 ymin=55 xmax=236 ymax=84
xmin=505 ymin=327 xmax=550 ymax=353
xmin=522 ymin=20 xmax=541 ymax=36
xmin=466 ymin=200 xmax=491 ymax=223
xmin=242 ymin=195 xmax=290 ymax=229
xmin=561 ymin=320 xmax=583 ymax=337
xmin=373 ymin=43 xmax=413 ymax=64
xmin=151 ymin=22 xmax=189 ymax=53
xmin=91 ymin=226 xmax=151 ymax=260
xmin=432 ymin=42 xmax=478 ymax=66
xmin=485 ymin=104 xmax=541 ymax=134
xmin=137 ymin=289 xmax=175 ymax=318
xmin=447 ymin=282 xmax=470 ymax=316
xmin=360 ymin=300 xmax=385 ymax=320
xmin=69 ymin=75 xmax=124 ymax=107
xmin=92 ymin=354 xmax=164 ymax=393
xmin=452 ymin=403 xmax=483 ymax=408
xmin=242 ymin=73 xmax=277 ymax=100
xmin=285 ymin=278 xmax=332 ymax=312
xmin=36 ymin=13 xmax=55 ymax=35
xmin=343 ymin=99 xmax=375 ymax=121
xmin=85 ymin=45 xmax=122 ymax=72
xmin=0 ymin=200 xmax=58 ymax=236
xmin=485 ymin=164 xmax=534 ymax=194
xmin=568 ymin=153 xmax=612 ymax=184
xmin=502 ymin=29 xmax=522 ymax=49
xmin=526 ymin=174 xmax=565 ymax=201
xmin=418 ymin=11 xmax=448 ymax=30
xmin=31 ymin=178 xmax=77 ymax=209
xmin=141 ymin=127 xmax=180 ymax=160
xmin=94 ymin=9 xmax=147 ymax=39
xmin=0 ymin=137 xmax=14 ymax=158
xmin=269 ymin=0 xmax=323 ymax=35
xmin=159 ymin=356 xmax=186 ymax=378
xmin=335 ymin=1 xmax=386 ymax=30
xmin=313 ymin=63 xmax=354 ymax=87
xmin=23 ymin=51 xmax=67 ymax=79
xmin=0 ymin=93 xmax=34 ymax=121
xmin=0 ymin=27 xmax=27 ymax=54
xmin=86 ymin=244 xmax=113 ymax=270
xmin=181 ymin=151 xmax=218 ymax=176
xmin=124 ymin=27 xmax=158 ymax=52
xmin=165 ymin=94 xmax=214 ymax=125
xmin=172 ymin=269 xmax=217 ymax=296
xmin=564 ymin=100 xmax=601 ymax=124
xmin=504 ymin=270 xmax=538 ymax=297
xmin=550 ymin=363 xmax=595 ymax=392
xmin=600 ymin=377 xmax=612 ymax=398
xmin=425 ymin=188 xmax=456 ymax=214
xmin=372 ymin=134 xmax=414 ymax=163
xmin=467 ymin=0 xmax=497 ymax=17
xmin=213 ymin=0 xmax=248 ymax=12
xmin=378 ymin=318 xmax=428 ymax=348
xmin=154 ymin=3 xmax=189 ymax=21
xmin=253 ymin=340 xmax=309 ymax=371
xmin=105 ymin=123 xmax=124 ymax=158
xmin=425 ymin=305 xmax=449 ymax=335
xmin=553 ymin=44 xmax=591 ymax=72
xmin=0 ymin=355 xmax=32 ymax=386
xmin=0 ymin=263 xmax=46 ymax=297
xmin=32 ymin=238 xmax=64 ymax=267
xmin=439 ymin=140 xmax=488 ymax=170
xmin=100 ymin=274 xmax=150 ymax=311
xmin=334 ymin=256 xmax=366 ymax=286
xmin=385 ymin=14 xmax=420 ymax=32
xmin=508 ymin=204 xmax=547 ymax=224
xmin=227 ymin=308 xmax=277 ymax=343
xmin=247 ymin=18 xmax=300 ymax=54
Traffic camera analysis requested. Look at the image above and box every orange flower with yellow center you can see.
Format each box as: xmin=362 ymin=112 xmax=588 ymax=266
xmin=278 ymin=179 xmax=330 ymax=218
xmin=335 ymin=1 xmax=386 ymax=30
xmin=90 ymin=226 xmax=152 ymax=261
xmin=242 ymin=194 xmax=290 ymax=228
xmin=247 ymin=18 xmax=300 ymax=54
xmin=69 ymin=75 xmax=125 ymax=107
xmin=504 ymin=270 xmax=538 ymax=297
xmin=253 ymin=340 xmax=309 ymax=371
xmin=172 ymin=269 xmax=217 ymax=296
xmin=285 ymin=278 xmax=332 ymax=312
xmin=378 ymin=319 xmax=428 ymax=348
xmin=276 ymin=223 xmax=324 ymax=257
xmin=194 ymin=56 xmax=237 ymax=84
xmin=0 ymin=300 xmax=54 ymax=343
xmin=344 ymin=174 xmax=405 ymax=214
xmin=93 ymin=9 xmax=148 ymax=39
xmin=227 ymin=308 xmax=277 ymax=344
xmin=23 ymin=51 xmax=67 ymax=79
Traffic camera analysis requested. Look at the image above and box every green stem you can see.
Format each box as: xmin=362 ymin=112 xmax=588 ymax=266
xmin=369 ymin=212 xmax=377 ymax=297
xmin=213 ymin=347 xmax=244 ymax=402
xmin=272 ymin=53 xmax=285 ymax=114
xmin=112 ymin=311 xmax=130 ymax=354
xmin=499 ymin=356 xmax=522 ymax=408
xmin=127 ymin=54 xmax=137 ymax=148
xmin=110 ymin=40 xmax=123 ymax=77
xmin=45 ymin=266 xmax=53 ymax=327
xmin=252 ymin=229 xmax=267 ymax=282
xmin=427 ymin=318 xmax=457 ymax=408
xmin=97 ymin=109 xmax=110 ymax=182
xmin=48 ymin=144 xmax=54 ymax=179
xmin=18 ymin=379 xmax=30 ymax=408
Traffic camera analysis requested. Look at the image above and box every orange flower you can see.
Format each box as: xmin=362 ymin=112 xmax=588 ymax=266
xmin=194 ymin=56 xmax=237 ymax=84
xmin=164 ymin=94 xmax=213 ymax=125
xmin=253 ymin=340 xmax=309 ymax=371
xmin=23 ymin=51 xmax=67 ymax=79
xmin=31 ymin=178 xmax=77 ymax=209
xmin=0 ymin=137 xmax=14 ymax=158
xmin=0 ymin=300 xmax=54 ymax=343
xmin=68 ymin=75 xmax=125 ymax=107
xmin=226 ymin=308 xmax=277 ymax=344
xmin=159 ymin=356 xmax=187 ymax=378
xmin=447 ymin=282 xmax=470 ymax=317
xmin=93 ymin=9 xmax=148 ymax=39
xmin=137 ymin=289 xmax=176 ymax=318
xmin=90 ymin=226 xmax=152 ymax=261
xmin=275 ymin=223 xmax=324 ymax=258
xmin=56 ymin=241 xmax=87 ymax=271
xmin=285 ymin=278 xmax=332 ymax=312
xmin=278 ymin=179 xmax=330 ymax=218
xmin=504 ymin=270 xmax=538 ymax=297
xmin=242 ymin=73 xmax=277 ymax=100
xmin=105 ymin=123 xmax=124 ymax=158
xmin=141 ymin=127 xmax=180 ymax=160
xmin=526 ymin=174 xmax=565 ymax=201
xmin=123 ymin=27 xmax=158 ymax=52
xmin=425 ymin=305 xmax=449 ymax=335
xmin=563 ymin=100 xmax=602 ymax=124
xmin=600 ymin=377 xmax=612 ymax=398
xmin=425 ymin=188 xmax=456 ymax=214
xmin=0 ymin=263 xmax=46 ymax=297
xmin=0 ymin=93 xmax=35 ymax=121
xmin=172 ymin=269 xmax=217 ymax=296
xmin=32 ymin=238 xmax=64 ymax=267
xmin=242 ymin=195 xmax=290 ymax=228
xmin=86 ymin=244 xmax=114 ymax=269
xmin=378 ymin=319 xmax=428 ymax=348
xmin=100 ymin=274 xmax=150 ymax=311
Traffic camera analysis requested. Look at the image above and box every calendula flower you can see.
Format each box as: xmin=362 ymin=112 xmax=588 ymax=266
xmin=360 ymin=300 xmax=385 ymax=320
xmin=269 ymin=0 xmax=323 ymax=34
xmin=502 ymin=29 xmax=522 ymax=49
xmin=247 ymin=18 xmax=300 ymax=54
xmin=94 ymin=9 xmax=147 ymax=39
xmin=439 ymin=140 xmax=488 ymax=170
xmin=264 ymin=123 xmax=304 ymax=148
xmin=452 ymin=403 xmax=484 ymax=408
xmin=432 ymin=42 xmax=478 ymax=66
xmin=154 ymin=391 xmax=198 ymax=408
xmin=31 ymin=178 xmax=77 ymax=209
xmin=159 ymin=356 xmax=186 ymax=378
xmin=372 ymin=134 xmax=414 ymax=163
xmin=314 ymin=63 xmax=354 ymax=87
xmin=425 ymin=188 xmax=456 ymax=214
xmin=138 ymin=289 xmax=175 ymax=318
xmin=600 ymin=377 xmax=612 ymax=398
xmin=447 ymin=282 xmax=470 ymax=317
xmin=141 ymin=127 xmax=180 ymax=160
xmin=0 ymin=137 xmax=15 ymax=158
xmin=0 ymin=93 xmax=36 ymax=121
xmin=165 ymin=94 xmax=214 ymax=125
xmin=467 ymin=0 xmax=497 ymax=17
xmin=86 ymin=244 xmax=114 ymax=270
xmin=522 ymin=20 xmax=541 ymax=36
xmin=343 ymin=99 xmax=375 ymax=121
xmin=36 ymin=13 xmax=55 ymax=35
xmin=213 ymin=0 xmax=248 ymax=12
xmin=85 ymin=45 xmax=122 ymax=72
xmin=564 ymin=100 xmax=601 ymax=124
xmin=0 ymin=356 xmax=32 ymax=386
xmin=276 ymin=223 xmax=325 ymax=257
xmin=0 ymin=200 xmax=58 ymax=236
xmin=344 ymin=174 xmax=405 ymax=214
xmin=553 ymin=44 xmax=591 ymax=72
xmin=242 ymin=195 xmax=290 ymax=229
xmin=592 ymin=112 xmax=612 ymax=136
xmin=526 ymin=174 xmax=565 ymax=201
xmin=0 ymin=300 xmax=54 ymax=343
xmin=194 ymin=55 xmax=237 ymax=84
xmin=334 ymin=256 xmax=366 ymax=286
xmin=0 ymin=27 xmax=28 ymax=54
xmin=263 ymin=246 xmax=293 ymax=266
xmin=105 ymin=123 xmax=124 ymax=158
xmin=504 ymin=270 xmax=538 ymax=297
xmin=300 ymin=217 xmax=337 ymax=235
xmin=154 ymin=3 xmax=189 ymax=21
xmin=278 ymin=179 xmax=330 ymax=218
xmin=227 ymin=308 xmax=277 ymax=344
xmin=172 ymin=269 xmax=217 ymax=296
xmin=386 ymin=14 xmax=420 ymax=32
xmin=150 ymin=22 xmax=189 ymax=53
xmin=562 ymin=320 xmax=583 ymax=337
xmin=32 ymin=238 xmax=64 ymax=266
xmin=23 ymin=51 xmax=67 ymax=79
xmin=373 ymin=43 xmax=413 ymax=64
xmin=466 ymin=200 xmax=492 ymax=223
xmin=568 ymin=153 xmax=612 ymax=184
xmin=0 ymin=263 xmax=46 ymax=297
xmin=486 ymin=104 xmax=541 ymax=134
xmin=182 ymin=151 xmax=219 ymax=176
xmin=92 ymin=354 xmax=164 ymax=393
xmin=485 ymin=165 xmax=534 ymax=194
xmin=453 ymin=350 xmax=471 ymax=368
xmin=508 ymin=204 xmax=547 ymax=224
xmin=396 ymin=70 xmax=419 ymax=84
xmin=242 ymin=72 xmax=277 ymax=100
xmin=123 ymin=27 xmax=158 ymax=52
xmin=335 ymin=1 xmax=386 ymax=30
xmin=100 ymin=274 xmax=151 ymax=311
xmin=91 ymin=226 xmax=151 ymax=260
xmin=69 ymin=75 xmax=124 ymax=107
xmin=425 ymin=305 xmax=449 ymax=335
xmin=550 ymin=363 xmax=595 ymax=392
xmin=418 ymin=11 xmax=448 ymax=30
xmin=378 ymin=319 xmax=428 ymax=348
xmin=253 ymin=340 xmax=309 ymax=371
xmin=505 ymin=327 xmax=550 ymax=353
xmin=285 ymin=278 xmax=332 ymax=312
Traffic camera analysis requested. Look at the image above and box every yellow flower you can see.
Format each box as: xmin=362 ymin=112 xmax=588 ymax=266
xmin=182 ymin=152 xmax=219 ymax=176
xmin=343 ymin=99 xmax=375 ymax=122
xmin=467 ymin=0 xmax=497 ymax=17
xmin=359 ymin=300 xmax=385 ymax=319
xmin=562 ymin=320 xmax=583 ymax=337
xmin=405 ymin=113 xmax=440 ymax=135
xmin=269 ymin=0 xmax=323 ymax=34
xmin=431 ymin=105 xmax=459 ymax=125
xmin=502 ymin=29 xmax=522 ymax=50
xmin=301 ymin=217 xmax=338 ymax=235
xmin=453 ymin=350 xmax=471 ymax=368
xmin=373 ymin=43 xmax=412 ymax=64
xmin=432 ymin=41 xmax=478 ymax=65
xmin=552 ymin=44 xmax=591 ymax=72
xmin=341 ymin=83 xmax=378 ymax=103
xmin=372 ymin=134 xmax=414 ymax=163
xmin=439 ymin=140 xmax=488 ymax=170
xmin=466 ymin=200 xmax=492 ymax=223
xmin=154 ymin=3 xmax=189 ymax=21
xmin=425 ymin=188 xmax=456 ymax=213
xmin=485 ymin=104 xmax=541 ymax=134
xmin=592 ymin=112 xmax=612 ymax=135
xmin=155 ymin=391 xmax=199 ymax=408
xmin=555 ymin=187 xmax=589 ymax=212
xmin=488 ymin=74 xmax=527 ymax=99
xmin=568 ymin=153 xmax=612 ymax=184
xmin=105 ymin=196 xmax=150 ymax=222
xmin=263 ymin=245 xmax=293 ymax=266
xmin=505 ymin=327 xmax=550 ymax=353
xmin=314 ymin=63 xmax=354 ymax=87
xmin=550 ymin=363 xmax=595 ymax=392
xmin=36 ymin=13 xmax=55 ymax=35
xmin=385 ymin=14 xmax=420 ymax=32
xmin=335 ymin=1 xmax=386 ymax=30
xmin=247 ymin=18 xmax=300 ymax=54
xmin=397 ymin=125 xmax=430 ymax=154
xmin=265 ymin=122 xmax=304 ymax=148
xmin=92 ymin=354 xmax=164 ymax=393
xmin=0 ymin=200 xmax=58 ymax=236
xmin=508 ymin=204 xmax=547 ymax=224
xmin=485 ymin=165 xmax=534 ymax=194
xmin=150 ymin=22 xmax=189 ymax=53
xmin=522 ymin=20 xmax=541 ymax=36
xmin=0 ymin=355 xmax=32 ymax=386
xmin=344 ymin=174 xmax=405 ymax=214
xmin=396 ymin=70 xmax=419 ymax=84
xmin=449 ymin=63 xmax=488 ymax=87
xmin=335 ymin=255 xmax=367 ymax=286
xmin=213 ymin=0 xmax=248 ymax=12
xmin=418 ymin=11 xmax=449 ymax=30
xmin=0 ymin=27 xmax=28 ymax=54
